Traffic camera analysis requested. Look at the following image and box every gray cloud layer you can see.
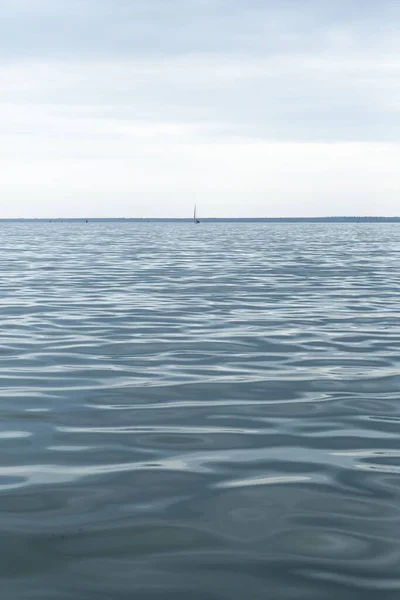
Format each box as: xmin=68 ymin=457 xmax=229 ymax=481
xmin=1 ymin=0 xmax=399 ymax=141
xmin=0 ymin=0 xmax=399 ymax=216
xmin=1 ymin=0 xmax=399 ymax=60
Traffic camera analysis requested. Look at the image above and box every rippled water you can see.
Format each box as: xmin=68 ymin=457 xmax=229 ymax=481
xmin=1 ymin=221 xmax=400 ymax=599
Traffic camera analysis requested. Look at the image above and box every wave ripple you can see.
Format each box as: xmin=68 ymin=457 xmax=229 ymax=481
xmin=1 ymin=221 xmax=400 ymax=599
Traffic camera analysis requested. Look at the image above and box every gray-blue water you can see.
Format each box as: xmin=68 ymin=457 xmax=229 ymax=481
xmin=1 ymin=222 xmax=400 ymax=599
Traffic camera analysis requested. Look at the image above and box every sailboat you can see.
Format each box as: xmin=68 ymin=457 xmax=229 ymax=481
xmin=194 ymin=204 xmax=200 ymax=224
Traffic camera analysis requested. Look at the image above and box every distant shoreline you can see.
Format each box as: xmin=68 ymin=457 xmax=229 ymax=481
xmin=1 ymin=217 xmax=399 ymax=223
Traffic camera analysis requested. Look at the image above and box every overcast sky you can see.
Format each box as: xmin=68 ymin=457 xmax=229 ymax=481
xmin=1 ymin=0 xmax=399 ymax=217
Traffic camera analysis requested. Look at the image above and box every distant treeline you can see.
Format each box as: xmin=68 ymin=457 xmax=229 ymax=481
xmin=1 ymin=217 xmax=400 ymax=223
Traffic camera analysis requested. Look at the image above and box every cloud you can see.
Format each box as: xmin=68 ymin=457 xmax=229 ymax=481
xmin=0 ymin=0 xmax=399 ymax=216
xmin=1 ymin=0 xmax=399 ymax=59
xmin=1 ymin=53 xmax=399 ymax=143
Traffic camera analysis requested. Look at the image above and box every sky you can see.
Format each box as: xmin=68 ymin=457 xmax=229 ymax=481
xmin=1 ymin=0 xmax=399 ymax=218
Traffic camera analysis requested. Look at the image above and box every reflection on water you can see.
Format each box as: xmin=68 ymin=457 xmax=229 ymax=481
xmin=1 ymin=221 xmax=400 ymax=599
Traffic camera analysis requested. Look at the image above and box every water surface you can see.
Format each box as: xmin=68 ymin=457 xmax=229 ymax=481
xmin=1 ymin=221 xmax=400 ymax=599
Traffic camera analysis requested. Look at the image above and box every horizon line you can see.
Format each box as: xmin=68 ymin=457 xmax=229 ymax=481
xmin=1 ymin=216 xmax=400 ymax=222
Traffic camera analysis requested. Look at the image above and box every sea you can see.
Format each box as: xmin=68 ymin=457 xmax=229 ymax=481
xmin=1 ymin=220 xmax=400 ymax=600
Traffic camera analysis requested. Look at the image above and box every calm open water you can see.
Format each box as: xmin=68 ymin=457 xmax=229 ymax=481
xmin=1 ymin=221 xmax=400 ymax=600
